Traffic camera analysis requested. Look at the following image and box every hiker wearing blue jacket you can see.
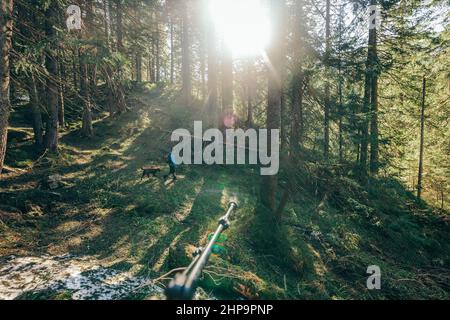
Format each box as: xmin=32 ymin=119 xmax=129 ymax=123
xmin=164 ymin=152 xmax=177 ymax=181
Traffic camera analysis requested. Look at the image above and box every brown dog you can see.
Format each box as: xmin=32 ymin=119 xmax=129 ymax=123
xmin=141 ymin=166 xmax=161 ymax=179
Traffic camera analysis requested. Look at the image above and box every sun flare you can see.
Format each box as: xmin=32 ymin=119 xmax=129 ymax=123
xmin=209 ymin=0 xmax=271 ymax=57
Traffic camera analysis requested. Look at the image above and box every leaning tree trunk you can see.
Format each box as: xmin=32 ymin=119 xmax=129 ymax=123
xmin=0 ymin=0 xmax=13 ymax=174
xmin=417 ymin=76 xmax=426 ymax=199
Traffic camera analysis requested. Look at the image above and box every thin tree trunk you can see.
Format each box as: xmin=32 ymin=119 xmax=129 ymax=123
xmin=338 ymin=75 xmax=344 ymax=162
xmin=0 ymin=0 xmax=14 ymax=174
xmin=181 ymin=3 xmax=191 ymax=104
xmin=72 ymin=48 xmax=78 ymax=92
xmin=57 ymin=50 xmax=65 ymax=128
xmin=417 ymin=76 xmax=426 ymax=199
xmin=136 ymin=54 xmax=142 ymax=83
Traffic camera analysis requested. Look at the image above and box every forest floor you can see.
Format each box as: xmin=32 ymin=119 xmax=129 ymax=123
xmin=0 ymin=85 xmax=449 ymax=300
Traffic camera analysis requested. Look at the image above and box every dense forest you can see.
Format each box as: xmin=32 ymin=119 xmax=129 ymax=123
xmin=0 ymin=0 xmax=449 ymax=300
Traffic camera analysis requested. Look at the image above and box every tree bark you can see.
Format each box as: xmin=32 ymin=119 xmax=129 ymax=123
xmin=0 ymin=0 xmax=13 ymax=174
xmin=417 ymin=76 xmax=426 ymax=199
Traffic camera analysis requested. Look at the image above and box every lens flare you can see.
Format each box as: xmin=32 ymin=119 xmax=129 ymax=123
xmin=209 ymin=0 xmax=270 ymax=57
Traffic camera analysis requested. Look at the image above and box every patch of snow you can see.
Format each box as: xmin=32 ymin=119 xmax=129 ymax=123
xmin=0 ymin=255 xmax=162 ymax=300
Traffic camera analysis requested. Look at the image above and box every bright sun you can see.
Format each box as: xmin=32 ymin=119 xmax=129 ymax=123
xmin=209 ymin=0 xmax=271 ymax=57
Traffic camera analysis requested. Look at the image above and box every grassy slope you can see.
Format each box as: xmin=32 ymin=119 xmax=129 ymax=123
xmin=1 ymin=86 xmax=449 ymax=300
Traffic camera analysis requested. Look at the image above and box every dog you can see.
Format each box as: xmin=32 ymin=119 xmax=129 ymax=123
xmin=141 ymin=166 xmax=161 ymax=180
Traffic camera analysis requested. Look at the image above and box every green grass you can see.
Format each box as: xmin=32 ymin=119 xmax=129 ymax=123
xmin=1 ymin=86 xmax=449 ymax=300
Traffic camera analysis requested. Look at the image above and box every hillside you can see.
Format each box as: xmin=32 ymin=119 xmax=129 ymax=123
xmin=1 ymin=87 xmax=448 ymax=300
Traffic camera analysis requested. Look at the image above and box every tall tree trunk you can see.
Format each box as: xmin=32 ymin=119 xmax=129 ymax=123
xmin=80 ymin=56 xmax=93 ymax=136
xmin=360 ymin=0 xmax=378 ymax=173
xmin=0 ymin=0 xmax=13 ymax=174
xmin=207 ymin=20 xmax=218 ymax=126
xmin=115 ymin=0 xmax=124 ymax=53
xmin=44 ymin=2 xmax=59 ymax=152
xmin=338 ymin=71 xmax=344 ymax=162
xmin=291 ymin=0 xmax=305 ymax=153
xmin=181 ymin=2 xmax=191 ymax=104
xmin=156 ymin=30 xmax=160 ymax=83
xmin=199 ymin=27 xmax=206 ymax=101
xmin=337 ymin=5 xmax=345 ymax=163
xmin=136 ymin=54 xmax=142 ymax=83
xmin=261 ymin=0 xmax=285 ymax=215
xmin=103 ymin=0 xmax=111 ymax=46
xmin=170 ymin=17 xmax=175 ymax=84
xmin=279 ymin=4 xmax=288 ymax=152
xmin=147 ymin=53 xmax=153 ymax=83
xmin=72 ymin=48 xmax=78 ymax=92
xmin=369 ymin=72 xmax=379 ymax=173
xmin=324 ymin=0 xmax=331 ymax=159
xmin=81 ymin=1 xmax=93 ymax=136
xmin=417 ymin=76 xmax=426 ymax=199
xmin=360 ymin=79 xmax=371 ymax=170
